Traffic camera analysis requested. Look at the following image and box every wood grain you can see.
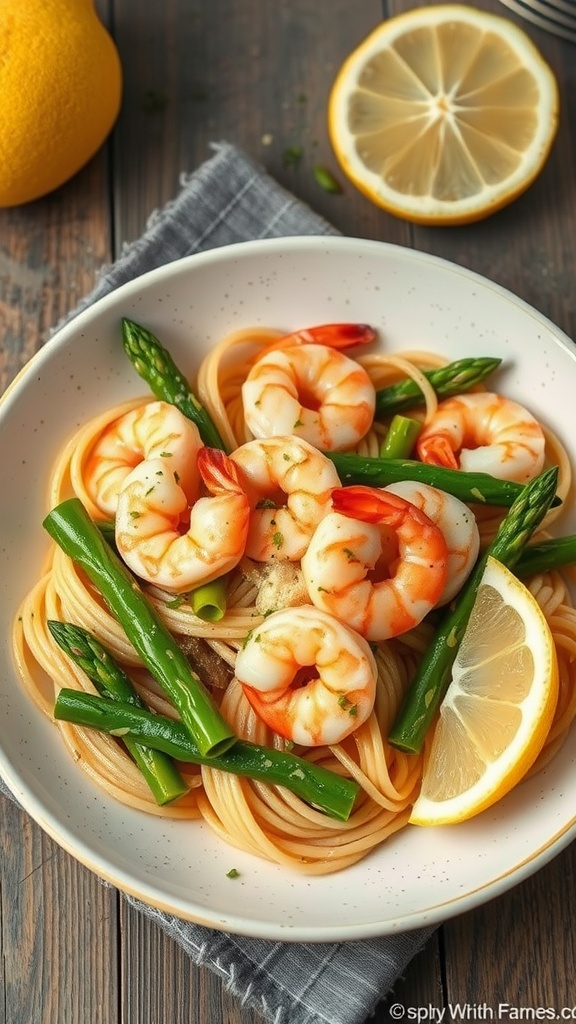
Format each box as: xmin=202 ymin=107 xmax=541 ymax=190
xmin=1 ymin=0 xmax=576 ymax=1021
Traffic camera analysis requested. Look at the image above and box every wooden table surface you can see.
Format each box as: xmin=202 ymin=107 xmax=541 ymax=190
xmin=2 ymin=1 xmax=576 ymax=1021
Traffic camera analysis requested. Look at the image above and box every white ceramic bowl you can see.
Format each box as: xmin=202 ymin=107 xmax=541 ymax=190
xmin=1 ymin=236 xmax=575 ymax=941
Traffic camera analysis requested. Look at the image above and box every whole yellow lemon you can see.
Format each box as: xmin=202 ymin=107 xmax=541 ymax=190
xmin=0 ymin=0 xmax=122 ymax=206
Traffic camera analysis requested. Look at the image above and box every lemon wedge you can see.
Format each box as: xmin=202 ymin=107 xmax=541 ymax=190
xmin=328 ymin=5 xmax=559 ymax=224
xmin=410 ymin=556 xmax=559 ymax=825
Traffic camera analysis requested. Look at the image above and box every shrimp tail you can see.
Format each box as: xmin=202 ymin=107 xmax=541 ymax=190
xmin=301 ymin=323 xmax=377 ymax=349
xmin=259 ymin=323 xmax=376 ymax=358
xmin=197 ymin=447 xmax=246 ymax=495
xmin=417 ymin=434 xmax=459 ymax=469
xmin=331 ymin=485 xmax=428 ymax=529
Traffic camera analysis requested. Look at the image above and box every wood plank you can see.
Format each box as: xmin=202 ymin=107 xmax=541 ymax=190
xmin=444 ymin=841 xmax=576 ymax=1010
xmin=120 ymin=900 xmax=263 ymax=1023
xmin=0 ymin=8 xmax=117 ymax=1022
xmin=110 ymin=0 xmax=404 ymax=246
xmin=1 ymin=793 xmax=119 ymax=1024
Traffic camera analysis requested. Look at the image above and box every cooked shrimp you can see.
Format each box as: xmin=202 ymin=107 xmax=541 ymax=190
xmin=115 ymin=447 xmax=249 ymax=594
xmin=301 ymin=486 xmax=448 ymax=641
xmin=416 ymin=391 xmax=546 ymax=483
xmin=241 ymin=328 xmax=376 ymax=451
xmin=234 ymin=605 xmax=377 ymax=746
xmin=230 ymin=435 xmax=341 ymax=562
xmin=383 ymin=481 xmax=480 ymax=604
xmin=85 ymin=400 xmax=202 ymax=516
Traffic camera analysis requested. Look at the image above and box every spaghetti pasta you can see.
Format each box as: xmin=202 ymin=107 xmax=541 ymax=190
xmin=12 ymin=324 xmax=576 ymax=872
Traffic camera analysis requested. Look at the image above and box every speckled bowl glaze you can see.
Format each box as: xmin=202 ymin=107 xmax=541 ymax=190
xmin=1 ymin=236 xmax=575 ymax=941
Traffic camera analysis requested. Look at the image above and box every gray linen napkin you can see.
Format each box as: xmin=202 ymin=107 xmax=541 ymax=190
xmin=0 ymin=141 xmax=435 ymax=1024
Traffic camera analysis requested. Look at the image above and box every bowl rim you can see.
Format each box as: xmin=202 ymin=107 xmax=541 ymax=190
xmin=1 ymin=234 xmax=576 ymax=941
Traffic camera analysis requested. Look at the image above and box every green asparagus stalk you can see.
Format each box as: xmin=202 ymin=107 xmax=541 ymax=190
xmin=43 ymin=498 xmax=236 ymax=758
xmin=190 ymin=578 xmax=228 ymax=622
xmin=97 ymin=519 xmax=116 ymax=547
xmin=326 ymin=451 xmax=560 ymax=508
xmin=47 ymin=620 xmax=188 ymax=806
xmin=54 ymin=689 xmax=360 ymax=822
xmin=388 ymin=466 xmax=560 ymax=755
xmin=516 ymin=535 xmax=576 ymax=577
xmin=374 ymin=356 xmax=502 ymax=418
xmin=379 ymin=415 xmax=421 ymax=459
xmin=121 ymin=317 xmax=228 ymax=451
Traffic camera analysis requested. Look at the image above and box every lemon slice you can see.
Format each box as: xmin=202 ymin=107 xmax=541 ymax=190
xmin=410 ymin=556 xmax=559 ymax=825
xmin=328 ymin=5 xmax=559 ymax=224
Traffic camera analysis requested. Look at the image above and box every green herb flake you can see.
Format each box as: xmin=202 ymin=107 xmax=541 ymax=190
xmin=256 ymin=498 xmax=278 ymax=510
xmin=226 ymin=868 xmax=240 ymax=879
xmin=313 ymin=165 xmax=343 ymax=194
xmin=142 ymin=90 xmax=168 ymax=114
xmin=272 ymin=531 xmax=284 ymax=549
xmin=283 ymin=145 xmax=303 ymax=168
xmin=343 ymin=547 xmax=359 ymax=562
xmin=337 ymin=694 xmax=358 ymax=717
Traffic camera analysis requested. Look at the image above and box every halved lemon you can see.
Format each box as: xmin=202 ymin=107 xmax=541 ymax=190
xmin=328 ymin=5 xmax=559 ymax=224
xmin=410 ymin=555 xmax=559 ymax=825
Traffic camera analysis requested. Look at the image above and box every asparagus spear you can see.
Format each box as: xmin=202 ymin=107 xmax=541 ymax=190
xmin=54 ymin=689 xmax=360 ymax=822
xmin=121 ymin=317 xmax=228 ymax=451
xmin=388 ymin=466 xmax=559 ymax=755
xmin=47 ymin=620 xmax=188 ymax=806
xmin=190 ymin=578 xmax=228 ymax=622
xmin=43 ymin=498 xmax=236 ymax=758
xmin=374 ymin=356 xmax=502 ymax=418
xmin=379 ymin=415 xmax=421 ymax=459
xmin=325 ymin=451 xmax=558 ymax=508
xmin=515 ymin=535 xmax=576 ymax=577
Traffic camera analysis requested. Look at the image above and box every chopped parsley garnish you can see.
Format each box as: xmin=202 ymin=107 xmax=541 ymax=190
xmin=338 ymin=694 xmax=358 ymax=717
xmin=343 ymin=547 xmax=359 ymax=562
xmin=283 ymin=145 xmax=303 ymax=168
xmin=313 ymin=165 xmax=343 ymax=194
xmin=165 ymin=594 xmax=188 ymax=609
